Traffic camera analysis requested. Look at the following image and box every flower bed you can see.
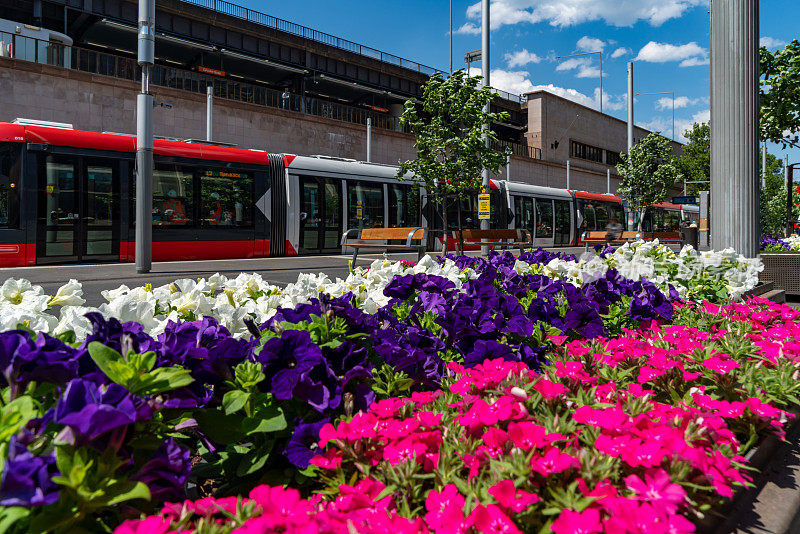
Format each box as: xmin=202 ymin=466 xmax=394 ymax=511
xmin=0 ymin=247 xmax=792 ymax=534
xmin=760 ymin=236 xmax=800 ymax=252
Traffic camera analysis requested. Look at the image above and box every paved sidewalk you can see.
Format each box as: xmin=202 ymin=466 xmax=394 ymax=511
xmin=0 ymin=248 xmax=588 ymax=307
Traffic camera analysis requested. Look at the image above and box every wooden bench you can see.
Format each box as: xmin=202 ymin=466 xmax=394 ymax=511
xmin=582 ymin=230 xmax=640 ymax=251
xmin=451 ymin=229 xmax=533 ymax=255
xmin=340 ymin=227 xmax=427 ymax=265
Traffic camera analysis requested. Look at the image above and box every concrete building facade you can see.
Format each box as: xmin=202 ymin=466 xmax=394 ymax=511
xmin=0 ymin=55 xmax=619 ymax=193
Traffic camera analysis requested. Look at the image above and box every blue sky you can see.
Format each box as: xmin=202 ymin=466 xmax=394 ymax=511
xmin=240 ymin=0 xmax=798 ymax=164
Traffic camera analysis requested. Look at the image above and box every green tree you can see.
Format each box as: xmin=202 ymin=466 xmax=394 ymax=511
xmin=759 ymin=151 xmax=798 ymax=236
xmin=616 ymin=132 xmax=683 ymax=230
xmin=675 ymin=122 xmax=710 ymax=196
xmin=396 ymin=70 xmax=510 ymax=252
xmin=760 ymin=40 xmax=800 ymax=148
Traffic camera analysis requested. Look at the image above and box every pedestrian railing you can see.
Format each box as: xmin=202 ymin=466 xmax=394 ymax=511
xmin=1 ymin=31 xmax=539 ymax=159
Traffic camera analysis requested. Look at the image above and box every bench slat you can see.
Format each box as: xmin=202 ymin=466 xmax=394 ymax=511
xmin=457 ymin=229 xmax=521 ymax=240
xmin=359 ymin=227 xmax=425 ymax=240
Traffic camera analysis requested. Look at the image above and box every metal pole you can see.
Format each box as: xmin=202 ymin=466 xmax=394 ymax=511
xmin=481 ymin=0 xmax=490 ymax=252
xmin=786 ymin=154 xmax=790 ymax=188
xmin=627 ymin=62 xmax=634 ymax=155
xmin=671 ymin=92 xmax=675 ymax=142
xmin=507 ymin=154 xmax=511 ymax=182
xmin=566 ymin=160 xmax=571 ymax=189
xmin=449 ymin=0 xmax=453 ymax=75
xmin=206 ymin=85 xmax=213 ymax=142
xmin=710 ymin=0 xmax=760 ymax=256
xmin=599 ymin=52 xmax=603 ymax=114
xmin=607 ymin=168 xmax=611 ymax=194
xmin=788 ymin=166 xmax=794 ymax=236
xmin=366 ymin=117 xmax=372 ymax=162
xmin=762 ymin=141 xmax=767 ymax=189
xmin=135 ymin=0 xmax=155 ymax=273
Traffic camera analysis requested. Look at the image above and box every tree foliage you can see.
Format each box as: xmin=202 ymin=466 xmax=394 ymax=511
xmin=396 ymin=70 xmax=510 ymax=236
xmin=675 ymin=122 xmax=710 ymax=196
xmin=760 ymin=40 xmax=800 ymax=148
xmin=616 ymin=133 xmax=683 ymax=230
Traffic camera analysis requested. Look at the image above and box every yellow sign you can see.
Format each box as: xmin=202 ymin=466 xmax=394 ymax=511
xmin=46 ymin=185 xmax=54 ymax=195
xmin=356 ymin=200 xmax=363 ymax=219
xmin=478 ymin=193 xmax=491 ymax=220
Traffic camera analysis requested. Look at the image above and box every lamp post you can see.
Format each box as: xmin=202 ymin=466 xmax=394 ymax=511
xmin=449 ymin=0 xmax=453 ymax=75
xmin=635 ymin=91 xmax=675 ymax=141
xmin=556 ymin=51 xmax=603 ymax=113
xmin=135 ymin=0 xmax=155 ymax=274
xmin=480 ymin=0 xmax=490 ymax=253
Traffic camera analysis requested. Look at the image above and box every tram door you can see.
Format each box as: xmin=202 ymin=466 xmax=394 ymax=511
xmin=298 ymin=176 xmax=342 ymax=253
xmin=37 ymin=155 xmax=119 ymax=263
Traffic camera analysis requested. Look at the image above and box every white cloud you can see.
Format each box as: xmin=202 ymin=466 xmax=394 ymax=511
xmin=461 ymin=0 xmax=707 ymax=30
xmin=655 ymin=96 xmax=699 ymax=110
xmin=577 ymin=36 xmax=605 ymax=53
xmin=505 ymin=49 xmax=542 ymax=68
xmin=640 ymin=109 xmax=710 ymax=142
xmin=635 ymin=41 xmax=709 ymax=67
xmin=611 ymin=47 xmax=631 ymax=59
xmin=468 ymin=67 xmax=538 ymax=95
xmin=556 ymin=57 xmax=601 ymax=78
xmin=760 ymin=36 xmax=787 ymax=49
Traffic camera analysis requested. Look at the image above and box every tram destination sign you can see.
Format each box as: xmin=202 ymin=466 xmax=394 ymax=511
xmin=672 ymin=196 xmax=698 ymax=205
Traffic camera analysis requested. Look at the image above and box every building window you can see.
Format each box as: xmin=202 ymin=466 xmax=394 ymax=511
xmin=570 ymin=140 xmax=603 ymax=163
xmin=606 ymin=150 xmax=622 ymax=167
xmin=200 ymin=170 xmax=254 ymax=227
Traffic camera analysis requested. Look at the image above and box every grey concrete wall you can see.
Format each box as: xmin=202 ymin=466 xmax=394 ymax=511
xmin=0 ymin=58 xmax=615 ymax=193
xmin=525 ymin=90 xmax=682 ymax=178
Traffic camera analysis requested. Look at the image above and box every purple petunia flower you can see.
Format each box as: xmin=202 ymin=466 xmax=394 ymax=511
xmin=54 ymin=379 xmax=152 ymax=448
xmin=0 ymin=331 xmax=80 ymax=397
xmin=0 ymin=438 xmax=60 ymax=507
xmin=131 ymin=437 xmax=191 ymax=502
xmin=283 ymin=418 xmax=330 ymax=468
xmin=257 ymin=330 xmax=324 ymax=400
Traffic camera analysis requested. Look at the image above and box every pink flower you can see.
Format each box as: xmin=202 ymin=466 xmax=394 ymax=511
xmin=533 ymin=379 xmax=569 ymax=399
xmin=488 ymin=480 xmax=540 ymax=513
xmin=425 ymin=484 xmax=470 ymax=533
xmin=625 ymin=469 xmax=686 ymax=514
xmin=507 ymin=421 xmax=564 ymax=450
xmin=469 ymin=504 xmax=522 ymax=534
xmin=383 ymin=437 xmax=427 ymax=464
xmin=551 ymin=508 xmax=603 ymax=534
xmin=530 ymin=447 xmax=580 ymax=476
xmin=702 ymin=356 xmax=741 ymax=374
xmin=114 ymin=517 xmax=172 ymax=534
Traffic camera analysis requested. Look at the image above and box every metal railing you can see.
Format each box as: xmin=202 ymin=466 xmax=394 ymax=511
xmin=1 ymin=32 xmax=538 ymax=159
xmin=491 ymin=139 xmax=541 ymax=160
xmin=181 ymin=0 xmax=440 ymax=77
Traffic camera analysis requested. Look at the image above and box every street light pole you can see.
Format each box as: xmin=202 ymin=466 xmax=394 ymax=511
xmin=481 ymin=0 xmax=490 ymax=250
xmin=135 ymin=0 xmax=155 ymax=274
xmin=449 ymin=0 xmax=453 ymax=75
xmin=635 ymin=91 xmax=675 ymax=141
xmin=627 ymin=62 xmax=634 ymax=154
xmin=556 ymin=51 xmax=603 ymax=113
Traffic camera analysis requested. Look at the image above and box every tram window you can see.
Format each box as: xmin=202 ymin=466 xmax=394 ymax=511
xmin=513 ymin=196 xmax=533 ymax=231
xmin=0 ymin=144 xmax=21 ymax=228
xmin=200 ymin=170 xmax=253 ymax=227
xmin=535 ymin=198 xmax=553 ymax=238
xmin=388 ymin=184 xmax=420 ymax=227
xmin=153 ymin=166 xmax=193 ymax=227
xmin=664 ymin=211 xmax=681 ymax=232
xmin=582 ymin=203 xmax=596 ymax=231
xmin=554 ymin=200 xmax=571 ymax=244
xmin=595 ymin=203 xmax=609 ymax=230
xmin=611 ymin=204 xmax=625 ymax=225
xmin=347 ymin=182 xmax=384 ymax=229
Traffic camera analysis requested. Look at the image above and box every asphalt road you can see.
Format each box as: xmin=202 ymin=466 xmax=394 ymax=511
xmin=0 ymin=248 xmax=587 ymax=307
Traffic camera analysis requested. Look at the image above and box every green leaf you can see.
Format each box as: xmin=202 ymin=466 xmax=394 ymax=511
xmin=222 ymin=390 xmax=249 ymax=415
xmin=242 ymin=406 xmax=287 ymax=434
xmin=195 ymin=409 xmax=247 ymax=443
xmin=0 ymin=506 xmax=30 ymax=533
xmin=235 ymin=445 xmax=272 ymax=477
xmin=133 ymin=367 xmax=194 ymax=396
xmin=100 ymin=480 xmax=151 ymax=506
xmin=88 ymin=342 xmax=135 ymax=385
